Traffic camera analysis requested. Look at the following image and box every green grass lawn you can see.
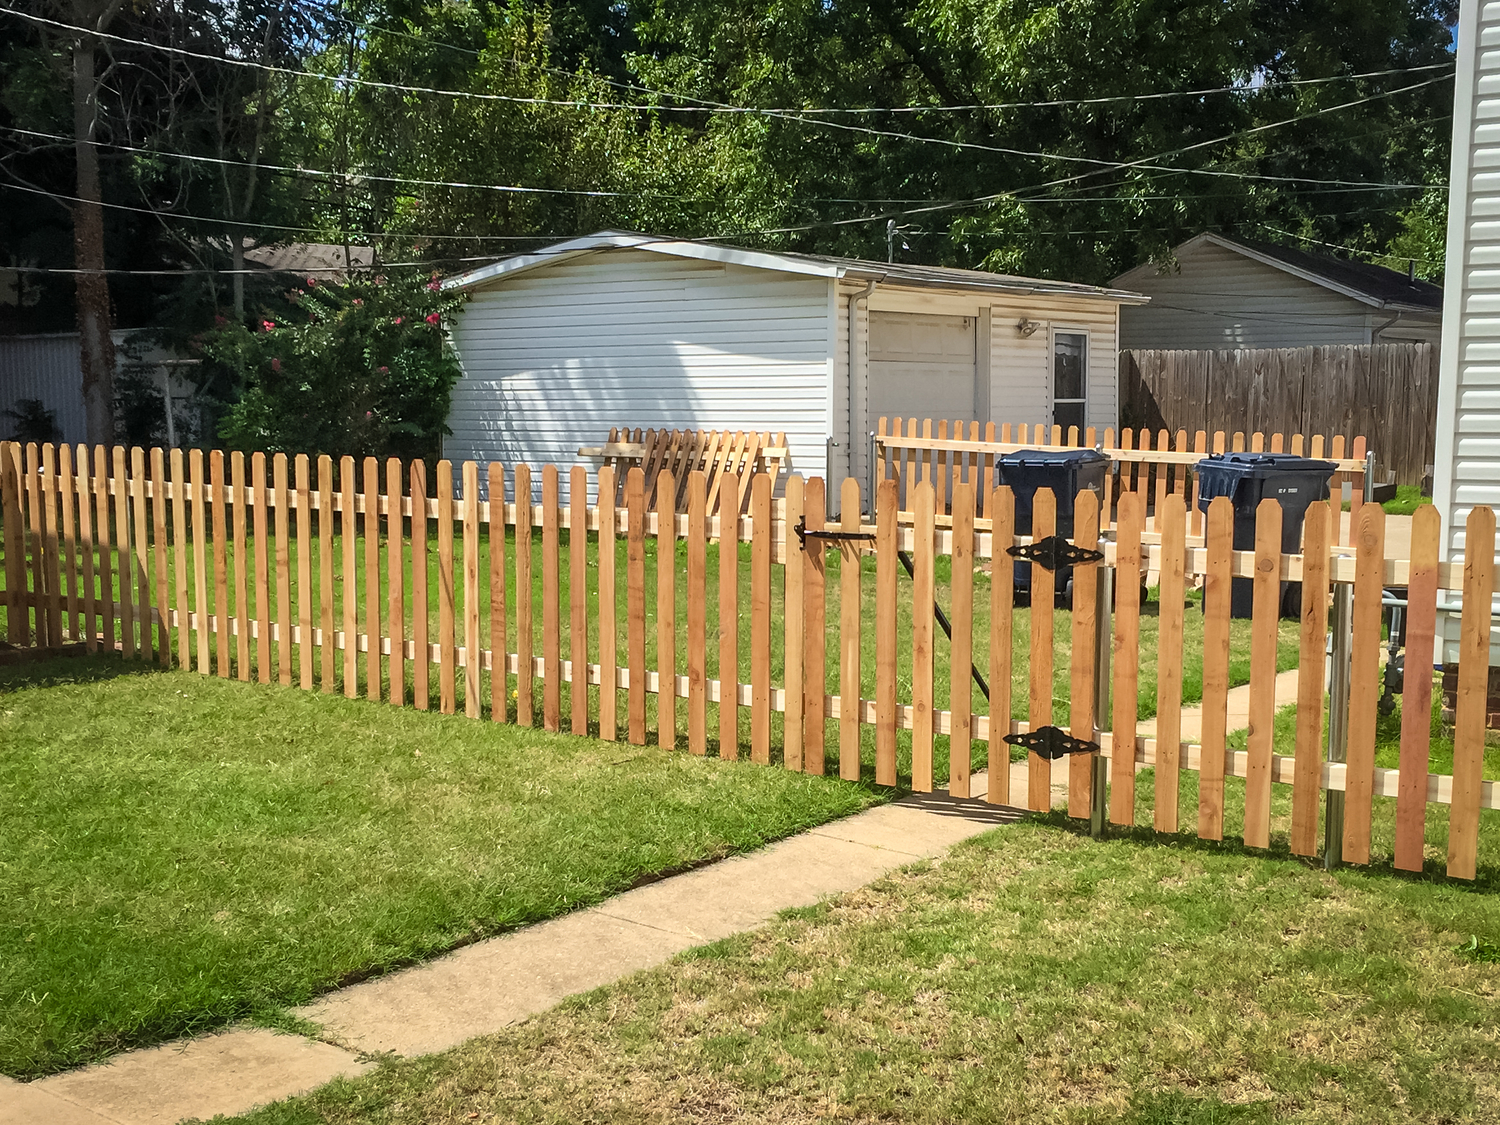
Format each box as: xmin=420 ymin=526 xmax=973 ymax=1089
xmin=214 ymin=781 xmax=1500 ymax=1125
xmin=0 ymin=530 xmax=1302 ymax=789
xmin=0 ymin=654 xmax=882 ymax=1080
xmin=1382 ymin=485 xmax=1429 ymax=516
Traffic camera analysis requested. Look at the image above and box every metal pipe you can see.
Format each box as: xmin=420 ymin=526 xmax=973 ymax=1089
xmin=896 ymin=548 xmax=991 ymax=700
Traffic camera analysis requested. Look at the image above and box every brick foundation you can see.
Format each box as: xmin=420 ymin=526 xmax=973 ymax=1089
xmin=1439 ymin=663 xmax=1500 ymax=728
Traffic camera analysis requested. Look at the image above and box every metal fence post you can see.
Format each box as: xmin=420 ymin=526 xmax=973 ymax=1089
xmin=1091 ymin=561 xmax=1114 ymax=839
xmin=1324 ymin=579 xmax=1353 ymax=869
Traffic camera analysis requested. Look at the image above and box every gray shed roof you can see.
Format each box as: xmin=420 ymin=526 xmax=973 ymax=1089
xmin=446 ymin=230 xmax=1149 ymax=304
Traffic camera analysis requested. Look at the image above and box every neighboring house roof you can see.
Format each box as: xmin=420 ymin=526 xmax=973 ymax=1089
xmin=446 ymin=230 xmax=1149 ymax=304
xmin=1113 ymin=231 xmax=1442 ymax=314
xmin=244 ymin=242 xmax=375 ymax=274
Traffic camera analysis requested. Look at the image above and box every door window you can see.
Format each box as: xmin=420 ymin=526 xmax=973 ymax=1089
xmin=1052 ymin=331 xmax=1086 ymax=435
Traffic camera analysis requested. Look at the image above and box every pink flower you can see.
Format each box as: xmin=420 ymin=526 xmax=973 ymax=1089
xmin=352 ymin=298 xmax=363 ymax=306
xmin=426 ymin=279 xmax=442 ymax=292
xmin=393 ymin=316 xmax=403 ymax=325
xmin=425 ymin=312 xmax=441 ymax=324
xmin=271 ymin=358 xmax=282 ymax=373
xmin=261 ymin=319 xmax=276 ymax=331
xmin=378 ymin=365 xmax=389 ymax=374
xmin=306 ymin=276 xmax=318 ymax=287
xmin=365 ymin=410 xmax=373 ymax=418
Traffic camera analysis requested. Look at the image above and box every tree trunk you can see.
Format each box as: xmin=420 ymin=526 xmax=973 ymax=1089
xmin=232 ymin=235 xmax=245 ymax=318
xmin=73 ymin=35 xmax=115 ymax=446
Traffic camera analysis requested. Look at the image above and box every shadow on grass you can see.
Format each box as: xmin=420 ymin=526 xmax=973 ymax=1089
xmin=0 ymin=652 xmax=165 ymax=692
xmin=1027 ymin=808 xmax=1500 ymax=895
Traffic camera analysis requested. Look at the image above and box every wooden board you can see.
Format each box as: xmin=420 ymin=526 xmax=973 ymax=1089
xmin=52 ymin=445 xmax=71 ymax=651
xmin=437 ymin=460 xmax=457 ymax=715
xmin=1394 ymin=503 xmax=1439 ymax=872
xmin=656 ymin=470 xmax=678 ymax=750
xmin=626 ymin=467 xmax=646 ymax=745
xmin=802 ymin=476 xmax=827 ymax=775
xmin=276 ymin=454 xmax=293 ymax=686
xmin=875 ymin=478 xmax=898 ymax=786
xmin=1290 ymin=500 xmax=1331 ymax=857
xmin=340 ymin=456 xmax=357 ymax=697
xmin=783 ymin=476 xmax=805 ymax=771
xmin=686 ymin=471 xmax=708 ymax=755
xmin=296 ymin=456 xmax=313 ymax=690
xmin=1243 ymin=497 xmax=1284 ymax=849
xmin=1069 ymin=490 xmax=1102 ymax=820
xmin=387 ymin=458 xmax=405 ymax=706
xmin=252 ymin=451 xmax=271 ymax=683
xmin=911 ymin=480 xmax=935 ymax=792
xmin=464 ymin=461 xmax=482 ymax=719
xmin=718 ymin=472 xmax=739 ymax=759
xmin=571 ymin=465 xmax=590 ymax=736
xmin=78 ymin=446 xmax=99 ymax=653
xmin=59 ymin=446 xmax=78 ymax=645
xmin=839 ymin=477 xmax=863 ymax=782
xmin=171 ymin=449 xmax=192 ymax=668
xmin=949 ymin=481 xmax=973 ymax=798
xmin=1448 ymin=505 xmax=1493 ymax=880
xmin=94 ymin=446 xmax=113 ymax=654
xmin=750 ymin=473 xmax=772 ymax=764
xmin=1029 ymin=488 xmax=1057 ymax=812
xmin=114 ymin=447 xmax=135 ymax=659
xmin=1341 ymin=503 xmax=1385 ymax=864
xmin=1198 ymin=495 xmax=1234 ymax=840
xmin=0 ymin=444 xmax=20 ymax=646
xmin=411 ymin=459 xmax=429 ymax=710
xmin=1109 ymin=490 xmax=1143 ymax=826
xmin=488 ymin=462 xmax=506 ymax=722
xmin=364 ymin=457 xmax=382 ymax=701
xmin=211 ymin=450 xmax=227 ymax=676
xmin=317 ymin=455 xmax=334 ymax=692
xmin=597 ymin=465 xmax=616 ymax=740
xmin=515 ymin=464 xmax=533 ymax=726
xmin=541 ymin=465 xmax=561 ymax=732
xmin=988 ymin=486 xmax=1015 ymax=806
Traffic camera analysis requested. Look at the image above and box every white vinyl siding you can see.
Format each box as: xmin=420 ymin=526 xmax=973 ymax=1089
xmin=446 ymin=251 xmax=834 ymax=500
xmin=1116 ymin=239 xmax=1380 ymax=350
xmin=984 ymin=295 xmax=1119 ymax=437
xmin=1435 ymin=0 xmax=1500 ymax=660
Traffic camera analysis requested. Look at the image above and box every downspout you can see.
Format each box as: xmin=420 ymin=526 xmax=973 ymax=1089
xmin=845 ymin=278 xmax=880 ymax=506
xmin=1373 ymin=309 xmax=1404 ymax=342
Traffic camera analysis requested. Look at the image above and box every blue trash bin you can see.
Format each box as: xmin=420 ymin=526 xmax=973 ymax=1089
xmin=996 ymin=448 xmax=1109 ymax=601
xmin=1194 ymin=453 xmax=1337 ymax=617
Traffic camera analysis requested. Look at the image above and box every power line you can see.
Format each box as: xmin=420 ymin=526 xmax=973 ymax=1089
xmin=6 ymin=7 xmax=1454 ymax=118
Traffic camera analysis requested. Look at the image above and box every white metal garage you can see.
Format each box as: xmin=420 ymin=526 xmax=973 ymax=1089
xmin=444 ymin=231 xmax=1147 ymax=501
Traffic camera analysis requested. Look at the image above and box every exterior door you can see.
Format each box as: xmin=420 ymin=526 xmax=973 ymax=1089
xmin=868 ymin=312 xmax=977 ymax=427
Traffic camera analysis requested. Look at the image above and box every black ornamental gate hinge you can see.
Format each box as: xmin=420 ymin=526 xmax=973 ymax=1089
xmin=1006 ymin=535 xmax=1104 ymax=572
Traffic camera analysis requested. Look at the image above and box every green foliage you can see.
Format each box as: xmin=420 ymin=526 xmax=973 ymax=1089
xmin=0 ymin=399 xmax=60 ymax=444
xmin=200 ymin=271 xmax=468 ymax=462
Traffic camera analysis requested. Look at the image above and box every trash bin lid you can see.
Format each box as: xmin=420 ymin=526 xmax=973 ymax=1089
xmin=997 ymin=447 xmax=1108 ymax=468
xmin=1195 ymin=452 xmax=1337 ymax=505
xmin=1194 ymin=453 xmax=1339 ymax=474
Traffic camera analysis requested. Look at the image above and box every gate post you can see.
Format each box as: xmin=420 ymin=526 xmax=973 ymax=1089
xmin=1091 ymin=563 xmax=1113 ymax=839
xmin=1324 ymin=580 xmax=1353 ymax=868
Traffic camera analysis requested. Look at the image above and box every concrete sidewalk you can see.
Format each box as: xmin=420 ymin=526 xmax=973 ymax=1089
xmin=3 ymin=792 xmax=1023 ymax=1125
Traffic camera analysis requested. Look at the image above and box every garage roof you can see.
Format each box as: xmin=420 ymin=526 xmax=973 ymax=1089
xmin=446 ymin=230 xmax=1149 ymax=304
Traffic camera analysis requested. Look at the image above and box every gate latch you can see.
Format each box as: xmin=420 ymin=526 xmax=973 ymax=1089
xmin=1004 ymin=725 xmax=1099 ymax=759
xmin=794 ymin=518 xmax=877 ymax=547
xmin=1006 ymin=535 xmax=1104 ymax=572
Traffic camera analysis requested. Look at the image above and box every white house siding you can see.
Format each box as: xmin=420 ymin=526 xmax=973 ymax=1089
xmin=844 ymin=285 xmax=1122 ymax=471
xmin=446 ymin=251 xmax=834 ymax=502
xmin=1435 ymin=0 xmax=1500 ymax=659
xmin=1116 ymin=239 xmax=1375 ymax=350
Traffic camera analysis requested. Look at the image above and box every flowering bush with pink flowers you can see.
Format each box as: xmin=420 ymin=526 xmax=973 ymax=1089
xmin=200 ymin=270 xmax=467 ymax=463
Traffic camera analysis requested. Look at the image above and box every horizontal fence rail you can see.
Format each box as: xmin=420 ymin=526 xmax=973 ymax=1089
xmin=0 ymin=438 xmax=1489 ymax=879
xmin=874 ymin=416 xmax=1370 ymax=546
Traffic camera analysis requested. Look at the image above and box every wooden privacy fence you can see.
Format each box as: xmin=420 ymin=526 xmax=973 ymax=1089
xmin=1119 ymin=342 xmax=1436 ymax=486
xmin=1 ymin=439 xmax=1495 ymax=880
xmin=875 ymin=416 xmax=1371 ymax=543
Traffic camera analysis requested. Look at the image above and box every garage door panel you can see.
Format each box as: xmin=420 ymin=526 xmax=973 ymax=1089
xmin=869 ymin=312 xmax=977 ymax=425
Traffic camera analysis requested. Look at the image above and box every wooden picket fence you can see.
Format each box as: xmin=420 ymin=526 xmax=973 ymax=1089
xmin=0 ymin=439 xmax=1494 ymax=880
xmin=874 ymin=416 xmax=1371 ymax=543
